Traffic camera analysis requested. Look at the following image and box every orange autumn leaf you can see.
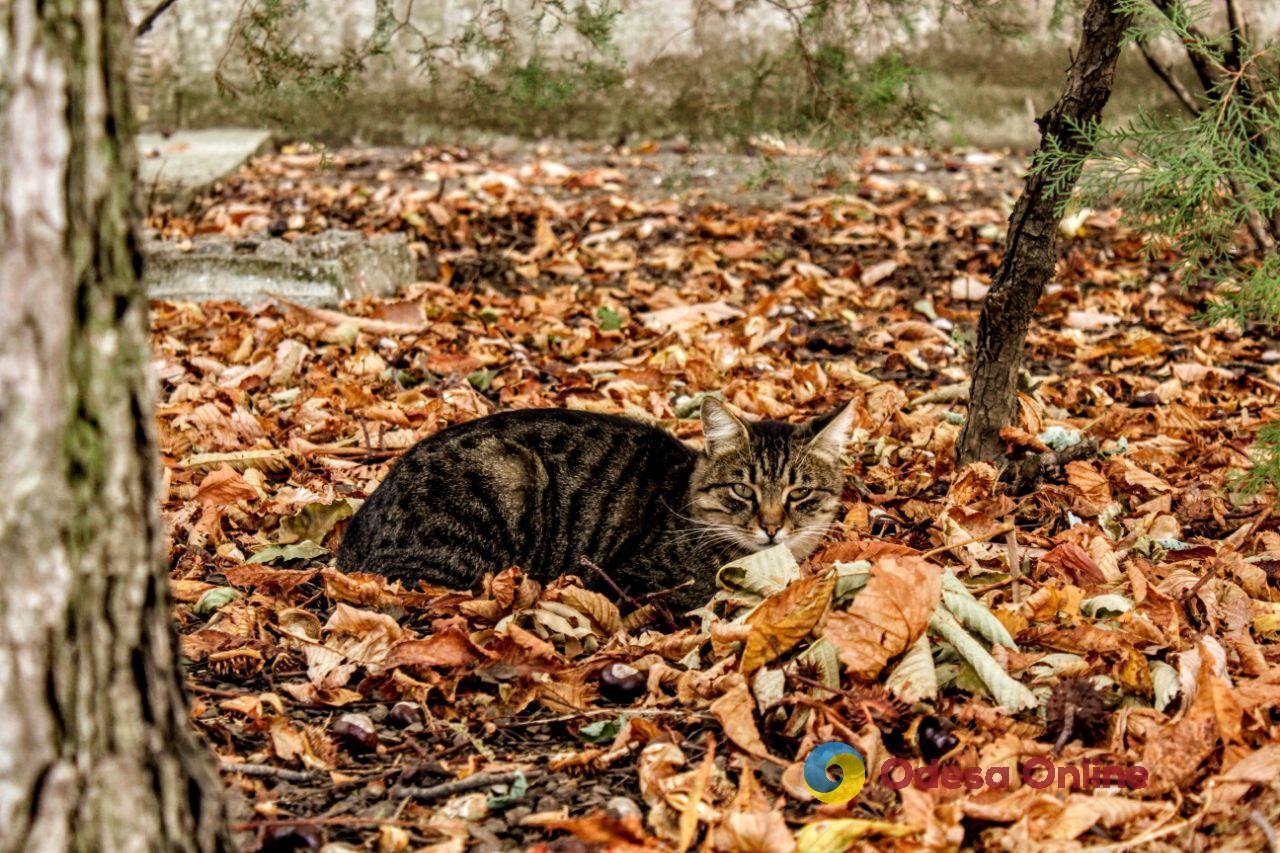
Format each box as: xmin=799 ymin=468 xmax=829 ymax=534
xmin=195 ymin=464 xmax=258 ymax=505
xmin=389 ymin=626 xmax=485 ymax=669
xmin=1037 ymin=542 xmax=1106 ymax=586
xmin=823 ymin=556 xmax=941 ymax=680
xmin=739 ymin=573 xmax=834 ymax=674
xmin=1065 ymin=460 xmax=1112 ymax=508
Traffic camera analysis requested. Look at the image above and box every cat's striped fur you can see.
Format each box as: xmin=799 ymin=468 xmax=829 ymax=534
xmin=337 ymin=398 xmax=853 ymax=612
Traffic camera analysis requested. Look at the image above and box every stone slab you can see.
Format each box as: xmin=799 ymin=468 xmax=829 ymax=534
xmin=144 ymin=230 xmax=415 ymax=306
xmin=137 ymin=128 xmax=273 ymax=195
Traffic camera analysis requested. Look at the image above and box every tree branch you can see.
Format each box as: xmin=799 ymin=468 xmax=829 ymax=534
xmin=1149 ymin=0 xmax=1219 ymax=93
xmin=1136 ymin=40 xmax=1202 ymax=116
xmin=390 ymin=770 xmax=538 ymax=802
xmin=1224 ymin=0 xmax=1247 ymax=72
xmin=136 ymin=0 xmax=181 ymax=37
xmin=956 ymin=0 xmax=1132 ymax=466
xmin=1228 ymin=176 xmax=1277 ymax=254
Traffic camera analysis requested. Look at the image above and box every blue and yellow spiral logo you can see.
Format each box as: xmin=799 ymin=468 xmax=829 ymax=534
xmin=803 ymin=741 xmax=866 ymax=804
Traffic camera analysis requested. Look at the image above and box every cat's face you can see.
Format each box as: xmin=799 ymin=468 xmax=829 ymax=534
xmin=687 ymin=398 xmax=853 ymax=559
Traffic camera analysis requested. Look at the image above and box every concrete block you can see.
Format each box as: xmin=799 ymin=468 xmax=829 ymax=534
xmin=144 ymin=230 xmax=415 ymax=306
xmin=138 ymin=128 xmax=273 ymax=197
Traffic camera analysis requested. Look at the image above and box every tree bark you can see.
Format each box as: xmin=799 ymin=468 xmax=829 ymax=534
xmin=955 ymin=0 xmax=1132 ymax=467
xmin=0 ymin=1 xmax=227 ymax=850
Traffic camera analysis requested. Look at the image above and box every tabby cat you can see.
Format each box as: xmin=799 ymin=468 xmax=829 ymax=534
xmin=336 ymin=398 xmax=853 ymax=612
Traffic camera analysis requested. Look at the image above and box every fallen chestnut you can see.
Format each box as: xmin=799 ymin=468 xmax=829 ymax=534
xmin=916 ymin=715 xmax=960 ymax=762
xmin=259 ymin=823 xmax=323 ymax=852
xmin=386 ymin=701 xmax=421 ymax=728
xmin=598 ymin=662 xmax=645 ymax=704
xmin=332 ymin=712 xmax=378 ymax=754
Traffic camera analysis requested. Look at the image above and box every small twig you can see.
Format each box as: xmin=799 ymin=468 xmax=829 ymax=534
xmin=1184 ymin=558 xmax=1221 ymax=600
xmin=638 ymin=579 xmax=695 ymax=603
xmin=220 ymin=760 xmax=318 ymax=783
xmin=1150 ymin=0 xmax=1220 ymax=93
xmin=1228 ymin=175 xmax=1277 ymax=253
xmin=1250 ymin=810 xmax=1280 ymax=853
xmin=233 ymin=815 xmax=439 ymax=832
xmin=1004 ymin=527 xmax=1023 ymax=605
xmin=1052 ymin=704 xmax=1075 ymax=755
xmin=498 ymin=708 xmax=711 ymax=729
xmin=580 ymin=556 xmax=641 ymax=609
xmin=188 ymin=683 xmax=247 ymax=699
xmin=921 ymin=523 xmax=1016 ymax=560
xmin=580 ymin=557 xmax=676 ymax=630
xmin=390 ymin=770 xmax=538 ymax=802
xmin=787 ymin=671 xmax=885 ymax=722
xmin=788 ymin=694 xmax=864 ymax=743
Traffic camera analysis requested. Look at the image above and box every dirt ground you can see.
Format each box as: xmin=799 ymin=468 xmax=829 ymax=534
xmin=150 ymin=139 xmax=1280 ymax=851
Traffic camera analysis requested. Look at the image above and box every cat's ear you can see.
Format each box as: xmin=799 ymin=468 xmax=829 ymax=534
xmin=700 ymin=397 xmax=749 ymax=457
xmin=804 ymin=401 xmax=856 ymax=462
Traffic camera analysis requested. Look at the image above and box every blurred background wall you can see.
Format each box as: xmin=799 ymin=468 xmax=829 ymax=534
xmin=127 ymin=0 xmax=1280 ymax=148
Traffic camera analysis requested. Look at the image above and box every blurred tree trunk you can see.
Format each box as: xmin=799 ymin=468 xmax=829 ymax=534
xmin=0 ymin=1 xmax=227 ymax=850
xmin=956 ymin=0 xmax=1132 ymax=467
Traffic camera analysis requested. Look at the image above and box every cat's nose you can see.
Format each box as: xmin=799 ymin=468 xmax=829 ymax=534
xmin=762 ymin=523 xmax=782 ymax=540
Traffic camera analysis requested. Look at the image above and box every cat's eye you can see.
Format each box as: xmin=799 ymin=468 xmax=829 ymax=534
xmin=788 ymin=488 xmax=813 ymax=502
xmin=730 ymin=483 xmax=754 ymax=500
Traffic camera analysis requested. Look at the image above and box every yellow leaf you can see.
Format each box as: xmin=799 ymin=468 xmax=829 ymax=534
xmin=1115 ymin=646 xmax=1154 ymax=697
xmin=677 ymin=739 xmax=715 ymax=853
xmin=794 ymin=819 xmax=915 ymax=852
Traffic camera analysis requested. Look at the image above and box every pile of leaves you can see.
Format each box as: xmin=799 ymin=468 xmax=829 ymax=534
xmin=150 ymin=141 xmax=1280 ymax=850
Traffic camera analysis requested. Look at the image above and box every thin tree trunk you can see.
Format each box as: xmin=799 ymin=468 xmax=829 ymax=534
xmin=955 ymin=0 xmax=1132 ymax=467
xmin=0 ymin=1 xmax=227 ymax=850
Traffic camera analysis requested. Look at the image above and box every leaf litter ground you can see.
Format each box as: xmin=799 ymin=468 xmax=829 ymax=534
xmin=149 ymin=141 xmax=1280 ymax=851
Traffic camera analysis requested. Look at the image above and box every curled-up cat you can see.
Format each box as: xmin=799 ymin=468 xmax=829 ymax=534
xmin=336 ymin=397 xmax=854 ymax=612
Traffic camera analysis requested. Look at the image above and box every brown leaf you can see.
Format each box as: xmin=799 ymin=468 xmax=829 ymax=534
xmin=709 ymin=679 xmax=778 ymax=763
xmin=320 ymin=567 xmax=401 ymax=608
xmin=552 ymin=585 xmax=623 ymax=635
xmin=224 ymin=564 xmax=318 ymax=595
xmin=1118 ymin=460 xmax=1174 ymax=494
xmin=946 ymin=462 xmax=998 ymax=507
xmin=809 ymin=539 xmax=919 ymax=565
xmin=740 ymin=574 xmax=834 ymax=673
xmin=540 ymin=814 xmax=661 ymax=852
xmin=1221 ymin=745 xmax=1280 ymax=782
xmin=1037 ymin=542 xmax=1106 ymax=586
xmin=1139 ymin=655 xmax=1236 ymax=793
xmin=1033 ymin=624 xmax=1131 ymax=654
xmin=170 ymin=578 xmax=216 ymax=603
xmin=1197 ymin=670 xmax=1243 ymax=746
xmin=305 ymin=603 xmax=402 ymax=688
xmin=504 ymin=621 xmax=561 ymax=661
xmin=389 ymin=626 xmax=484 ymax=669
xmin=823 ymin=556 xmax=941 ymax=680
xmin=677 ymin=739 xmax=715 ymax=853
xmin=195 ymin=465 xmax=258 ymax=505
xmin=711 ymin=810 xmax=796 ymax=853
xmin=999 ymin=425 xmax=1051 ymax=453
xmin=1064 ymin=461 xmax=1112 ymax=510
